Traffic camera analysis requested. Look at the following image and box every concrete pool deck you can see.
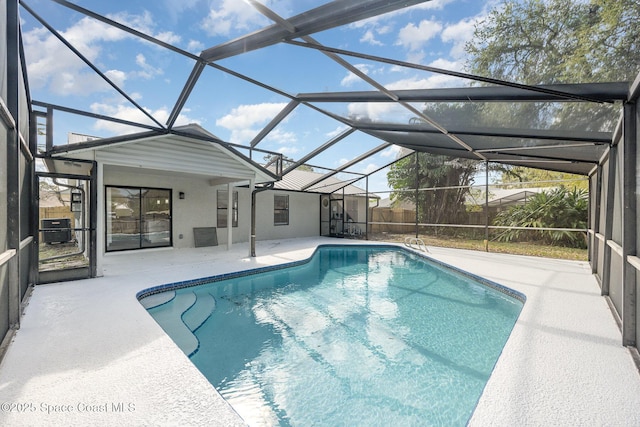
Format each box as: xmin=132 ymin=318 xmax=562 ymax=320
xmin=0 ymin=237 xmax=639 ymax=426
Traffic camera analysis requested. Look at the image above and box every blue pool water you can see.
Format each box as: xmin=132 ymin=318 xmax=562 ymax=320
xmin=140 ymin=245 xmax=524 ymax=426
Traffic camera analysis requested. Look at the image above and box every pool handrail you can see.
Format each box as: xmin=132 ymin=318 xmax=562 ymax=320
xmin=404 ymin=236 xmax=430 ymax=253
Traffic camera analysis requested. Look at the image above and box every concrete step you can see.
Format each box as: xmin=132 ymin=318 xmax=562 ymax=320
xmin=182 ymin=290 xmax=216 ymax=332
xmin=139 ymin=290 xmax=176 ymax=309
xmin=148 ymin=291 xmax=199 ymax=356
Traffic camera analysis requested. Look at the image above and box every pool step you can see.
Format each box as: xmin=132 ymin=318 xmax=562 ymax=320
xmin=139 ymin=290 xmax=176 ymax=309
xmin=148 ymin=292 xmax=199 ymax=356
xmin=182 ymin=290 xmax=216 ymax=332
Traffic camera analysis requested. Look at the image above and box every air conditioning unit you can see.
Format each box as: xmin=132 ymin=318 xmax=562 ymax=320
xmin=41 ymin=218 xmax=72 ymax=244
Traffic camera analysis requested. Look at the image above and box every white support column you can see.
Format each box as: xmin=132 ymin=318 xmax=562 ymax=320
xmin=227 ymin=182 xmax=233 ymax=250
xmin=96 ymin=161 xmax=104 ymax=276
xmin=248 ymin=178 xmax=255 ymax=257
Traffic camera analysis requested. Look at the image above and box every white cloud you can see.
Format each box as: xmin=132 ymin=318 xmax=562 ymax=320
xmin=187 ymin=39 xmax=205 ymax=52
xmin=155 ymin=31 xmax=181 ymax=45
xmin=134 ymin=53 xmax=163 ymax=79
xmin=377 ymin=25 xmax=392 ymax=35
xmin=216 ymin=102 xmax=290 ymax=144
xmin=441 ymin=17 xmax=478 ymax=59
xmin=340 ymin=64 xmax=373 ymax=87
xmin=162 ymin=0 xmax=200 ymax=23
xmin=104 ymin=69 xmax=128 ymax=87
xmin=23 ymin=18 xmax=125 ymax=94
xmin=409 ymin=0 xmax=457 ymax=11
xmin=326 ymin=126 xmax=349 ymax=139
xmin=350 ymin=0 xmax=455 ymax=28
xmin=48 ymin=72 xmax=109 ymax=96
xmin=266 ymin=128 xmax=297 ymax=145
xmin=396 ymin=20 xmax=443 ymax=51
xmin=380 ymin=145 xmax=402 ymax=158
xmin=216 ymin=102 xmax=288 ymax=130
xmin=360 ymin=30 xmax=383 ymax=46
xmin=405 ymin=50 xmax=426 ymax=65
xmin=362 ymin=163 xmax=379 ymax=174
xmin=385 ymin=74 xmax=460 ymax=91
xmin=90 ymin=103 xmax=199 ymax=134
xmin=23 ymin=11 xmax=177 ymax=96
xmin=109 ymin=11 xmax=181 ymax=45
xmin=200 ymin=0 xmax=267 ymax=37
xmin=228 ymin=128 xmax=260 ymax=144
xmin=429 ymin=58 xmax=464 ymax=72
xmin=347 ymin=102 xmax=397 ymax=122
xmin=345 ymin=59 xmax=467 ymax=123
xmin=385 ymin=57 xmax=465 ymax=90
xmin=278 ymin=145 xmax=299 ymax=156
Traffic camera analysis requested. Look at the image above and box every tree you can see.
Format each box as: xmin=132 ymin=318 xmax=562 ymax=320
xmin=387 ymin=152 xmax=479 ymax=225
xmin=263 ymin=154 xmax=313 ymax=172
xmin=465 ymin=0 xmax=640 ymax=132
xmin=39 ymin=180 xmax=67 ymax=207
xmin=499 ymin=166 xmax=588 ymax=190
xmin=386 ymin=0 xmax=637 ymax=230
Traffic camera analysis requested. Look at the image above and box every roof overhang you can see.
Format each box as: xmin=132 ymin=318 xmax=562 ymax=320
xmin=46 ymin=127 xmax=278 ymax=184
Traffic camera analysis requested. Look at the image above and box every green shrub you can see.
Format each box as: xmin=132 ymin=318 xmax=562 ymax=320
xmin=492 ymin=186 xmax=588 ymax=248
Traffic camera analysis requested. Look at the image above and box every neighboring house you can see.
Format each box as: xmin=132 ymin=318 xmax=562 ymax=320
xmin=484 ymin=187 xmax=551 ymax=213
xmin=43 ymin=124 xmax=373 ymax=276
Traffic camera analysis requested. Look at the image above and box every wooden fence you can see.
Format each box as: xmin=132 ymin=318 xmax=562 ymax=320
xmin=369 ymin=207 xmax=415 ymax=233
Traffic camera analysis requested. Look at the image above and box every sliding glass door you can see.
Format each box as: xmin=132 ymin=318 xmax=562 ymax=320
xmin=106 ymin=186 xmax=172 ymax=252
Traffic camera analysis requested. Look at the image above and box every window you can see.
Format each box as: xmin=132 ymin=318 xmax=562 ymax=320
xmin=106 ymin=186 xmax=172 ymax=252
xmin=217 ymin=190 xmax=238 ymax=228
xmin=274 ymin=194 xmax=289 ymax=225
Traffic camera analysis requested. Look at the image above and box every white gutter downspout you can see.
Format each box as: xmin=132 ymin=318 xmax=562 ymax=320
xmin=96 ymin=160 xmax=104 ymax=276
xmin=227 ymin=182 xmax=233 ymax=250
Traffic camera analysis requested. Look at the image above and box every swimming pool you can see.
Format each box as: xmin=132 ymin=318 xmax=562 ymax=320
xmin=139 ymin=245 xmax=524 ymax=426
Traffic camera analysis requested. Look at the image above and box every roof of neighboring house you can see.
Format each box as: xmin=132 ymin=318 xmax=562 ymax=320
xmin=376 ymin=197 xmax=414 ymax=209
xmin=374 ymin=187 xmax=553 ymax=210
xmin=274 ymin=168 xmax=378 ymax=197
xmin=485 ymin=187 xmax=551 ymax=207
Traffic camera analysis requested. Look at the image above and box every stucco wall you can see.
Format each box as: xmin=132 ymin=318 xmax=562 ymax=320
xmin=102 ymin=167 xmax=320 ymax=250
xmin=254 ymin=190 xmax=320 ymax=241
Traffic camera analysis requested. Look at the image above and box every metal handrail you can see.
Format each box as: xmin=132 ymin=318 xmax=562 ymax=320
xmin=404 ymin=236 xmax=430 ymax=253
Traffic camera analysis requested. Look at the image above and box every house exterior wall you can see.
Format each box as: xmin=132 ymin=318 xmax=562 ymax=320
xmin=101 ymin=166 xmax=320 ymax=252
xmin=254 ymin=190 xmax=320 ymax=241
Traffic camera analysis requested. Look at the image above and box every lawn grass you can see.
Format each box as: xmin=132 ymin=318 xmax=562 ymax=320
xmin=369 ymin=233 xmax=588 ymax=261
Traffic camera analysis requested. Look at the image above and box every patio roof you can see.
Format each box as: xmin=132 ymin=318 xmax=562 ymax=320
xmin=22 ymin=0 xmax=635 ymax=190
xmin=274 ymin=168 xmax=378 ymax=196
xmin=46 ymin=124 xmax=278 ymax=184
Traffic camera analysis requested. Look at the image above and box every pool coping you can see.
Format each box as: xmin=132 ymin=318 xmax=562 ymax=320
xmin=137 ymin=243 xmax=527 ymax=305
xmin=138 ymin=243 xmax=527 ymax=425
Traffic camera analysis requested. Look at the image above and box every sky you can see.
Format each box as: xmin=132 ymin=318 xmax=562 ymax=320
xmin=20 ymin=0 xmax=501 ymax=193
